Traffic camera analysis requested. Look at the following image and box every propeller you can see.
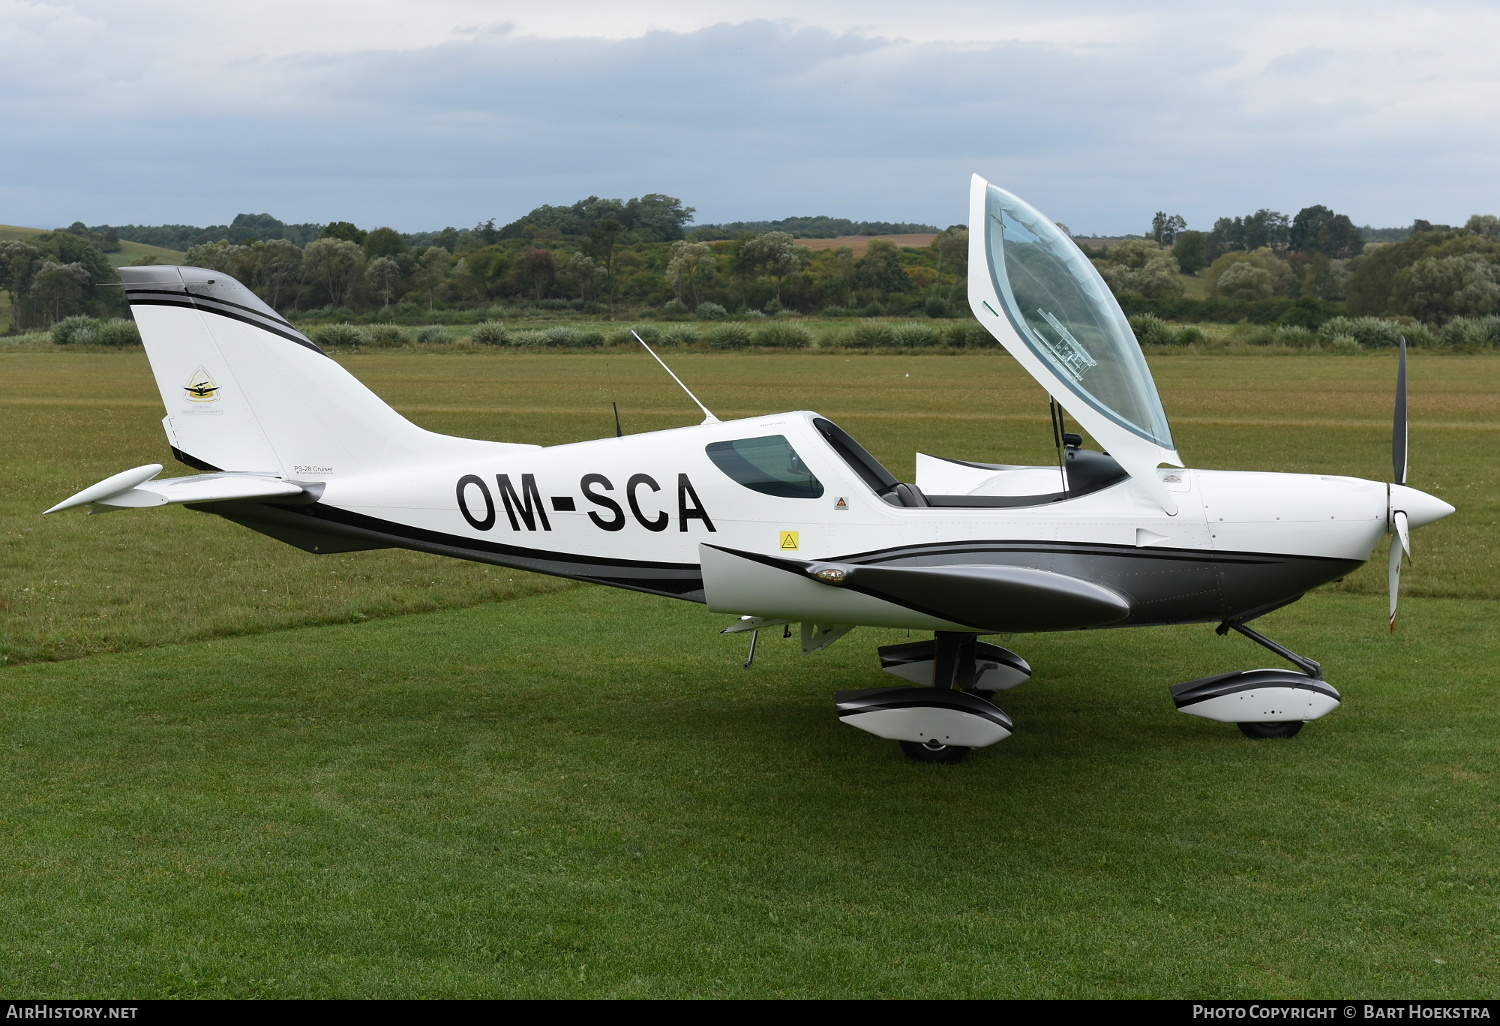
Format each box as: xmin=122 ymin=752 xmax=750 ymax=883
xmin=1388 ymin=338 xmax=1409 ymax=632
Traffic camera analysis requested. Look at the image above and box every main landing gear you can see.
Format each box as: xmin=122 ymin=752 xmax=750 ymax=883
xmin=835 ymin=632 xmax=1029 ymax=764
xmin=1170 ymin=616 xmax=1341 ymax=739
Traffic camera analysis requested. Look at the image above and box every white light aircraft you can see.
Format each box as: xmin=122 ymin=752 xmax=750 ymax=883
xmin=47 ymin=176 xmax=1454 ymax=762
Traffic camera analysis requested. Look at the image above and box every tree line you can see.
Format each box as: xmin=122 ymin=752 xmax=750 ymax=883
xmin=1085 ymin=202 xmax=1497 ymax=327
xmin=6 ymin=191 xmax=1498 ymax=336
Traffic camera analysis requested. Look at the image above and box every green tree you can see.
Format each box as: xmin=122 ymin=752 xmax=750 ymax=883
xmin=363 ymin=227 xmax=406 ymax=259
xmin=509 ymin=248 xmax=558 ymax=300
xmin=1392 ymin=254 xmax=1500 ymax=324
xmin=665 ymin=241 xmax=716 ymax=309
xmin=251 ymin=239 xmax=303 ymax=311
xmin=933 ymin=227 xmax=968 ymax=301
xmin=0 ymin=241 xmax=45 ymax=329
xmin=1172 ymin=231 xmax=1208 ymax=274
xmin=741 ymin=232 xmax=813 ymax=305
xmin=413 ymin=246 xmax=450 ymax=309
xmin=1205 ymin=248 xmax=1295 ymax=298
xmin=586 ymin=218 xmax=624 ymax=313
xmin=320 ymin=221 xmax=367 ymax=245
xmin=1290 ymin=205 xmax=1364 ymax=258
xmin=560 ymin=252 xmax=605 ymax=302
xmin=365 ymin=256 xmax=402 ymax=309
xmin=1465 ymin=215 xmax=1500 ymax=239
xmin=31 ymin=261 xmax=92 ymax=324
xmin=1094 ymin=240 xmax=1184 ymax=299
xmin=1150 ymin=212 xmax=1187 ymax=247
xmin=1214 ymin=262 xmax=1275 ymax=301
xmin=302 ymin=238 xmax=365 ymax=308
xmin=853 ymin=239 xmax=912 ymax=297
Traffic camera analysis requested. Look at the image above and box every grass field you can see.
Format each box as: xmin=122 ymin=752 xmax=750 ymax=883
xmin=1 ymin=350 xmax=1496 ymax=997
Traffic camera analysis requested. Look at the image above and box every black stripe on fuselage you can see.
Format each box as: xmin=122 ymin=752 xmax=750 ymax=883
xmin=124 ymin=290 xmax=326 ymax=356
xmin=832 ymin=538 xmax=1354 ymax=567
xmin=263 ymin=501 xmax=706 ymax=599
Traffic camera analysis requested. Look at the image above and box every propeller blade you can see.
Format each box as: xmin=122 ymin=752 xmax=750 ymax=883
xmin=1393 ymin=336 xmax=1408 ymax=487
xmin=1388 ymin=526 xmax=1403 ymax=633
xmin=1394 ymin=507 xmax=1411 ymax=561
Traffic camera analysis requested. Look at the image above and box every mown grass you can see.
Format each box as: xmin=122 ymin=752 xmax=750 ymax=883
xmin=1 ymin=349 xmax=1495 ymax=997
xmin=0 ymin=587 xmax=1494 ymax=997
xmin=2 ymin=350 xmax=1490 ymax=666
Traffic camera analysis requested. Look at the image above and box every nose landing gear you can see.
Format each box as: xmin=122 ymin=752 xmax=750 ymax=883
xmin=1171 ymin=616 xmax=1341 ymax=739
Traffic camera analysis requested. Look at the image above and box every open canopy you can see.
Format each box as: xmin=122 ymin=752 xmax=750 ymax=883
xmin=967 ymin=174 xmax=1183 ymax=513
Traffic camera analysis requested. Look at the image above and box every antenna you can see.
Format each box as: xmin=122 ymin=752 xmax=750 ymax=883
xmin=612 ymin=401 xmax=624 ymax=438
xmin=630 ymin=330 xmax=719 ymax=424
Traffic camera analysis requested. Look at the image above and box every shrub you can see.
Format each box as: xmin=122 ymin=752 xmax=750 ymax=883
xmin=1440 ymin=315 xmax=1500 ymax=349
xmin=753 ymin=323 xmax=814 ymax=348
xmin=412 ymin=325 xmax=451 ymax=344
xmin=1175 ymin=325 xmax=1207 ymax=346
xmin=891 ymin=322 xmax=940 ymax=348
xmin=923 ymin=296 xmax=952 ymax=318
xmin=49 ymin=316 xmax=98 ymax=345
xmin=661 ymin=298 xmax=690 ymax=319
xmin=820 ymin=305 xmax=855 ymax=318
xmin=1248 ymin=324 xmax=1318 ymax=347
xmin=1128 ymin=313 xmax=1177 ymax=346
xmin=1328 ymin=334 xmax=1360 ymax=354
xmin=365 ymin=324 xmax=410 ymax=347
xmin=848 ymin=322 xmax=896 ymax=348
xmin=628 ymin=324 xmax=662 ymax=345
xmin=660 ymin=324 xmax=700 ymax=346
xmin=861 ymin=302 xmax=887 ymax=318
xmin=92 ymin=318 xmax=142 ymax=346
xmin=469 ymin=321 xmax=508 ymax=345
xmin=1317 ymin=316 xmax=1401 ymax=349
xmin=696 ymin=301 xmax=728 ymax=320
xmin=762 ymin=298 xmax=783 ymax=315
xmin=706 ymin=322 xmax=753 ymax=349
xmin=507 ymin=329 xmax=547 ymax=348
xmin=543 ymin=326 xmax=603 ymax=348
xmin=742 ymin=309 xmax=767 ymax=319
xmin=310 ymin=323 xmax=369 ymax=348
xmin=943 ymin=321 xmax=995 ymax=348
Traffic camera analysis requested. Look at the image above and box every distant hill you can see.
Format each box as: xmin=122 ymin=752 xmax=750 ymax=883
xmin=792 ymin=234 xmax=938 ymax=255
xmin=689 ymin=215 xmax=940 ymax=240
xmin=0 ymin=224 xmax=183 ymax=268
xmin=90 ymin=213 xmax=322 ymax=251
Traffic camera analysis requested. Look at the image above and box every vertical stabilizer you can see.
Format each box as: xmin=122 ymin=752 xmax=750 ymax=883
xmin=120 ymin=266 xmax=526 ymax=478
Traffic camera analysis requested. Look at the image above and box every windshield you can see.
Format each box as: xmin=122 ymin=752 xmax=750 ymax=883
xmin=983 ymin=185 xmax=1174 ymax=449
xmin=706 ymin=435 xmax=824 ymax=499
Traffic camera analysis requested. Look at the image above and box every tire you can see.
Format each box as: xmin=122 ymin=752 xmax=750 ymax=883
xmin=1237 ymin=720 xmax=1305 ymax=739
xmin=899 ymin=740 xmax=972 ymax=764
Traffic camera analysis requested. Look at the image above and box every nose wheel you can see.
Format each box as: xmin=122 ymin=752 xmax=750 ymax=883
xmin=1237 ymin=721 xmax=1304 ymax=739
xmin=899 ymin=739 xmax=972 ymax=763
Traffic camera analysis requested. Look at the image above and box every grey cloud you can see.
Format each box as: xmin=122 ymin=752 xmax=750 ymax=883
xmin=0 ymin=15 xmax=1495 ymax=232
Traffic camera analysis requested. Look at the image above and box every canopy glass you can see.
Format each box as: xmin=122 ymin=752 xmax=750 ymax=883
xmin=983 ymin=185 xmax=1174 ymax=449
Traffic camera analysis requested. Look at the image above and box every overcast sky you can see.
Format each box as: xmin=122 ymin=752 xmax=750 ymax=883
xmin=2 ymin=0 xmax=1496 ymax=235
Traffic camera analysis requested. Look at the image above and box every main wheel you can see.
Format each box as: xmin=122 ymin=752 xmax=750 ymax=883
xmin=899 ymin=739 xmax=972 ymax=764
xmin=1237 ymin=720 xmax=1305 ymax=739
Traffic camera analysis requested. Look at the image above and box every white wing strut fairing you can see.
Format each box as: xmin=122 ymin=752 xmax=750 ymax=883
xmin=43 ymin=181 xmax=1457 ymax=763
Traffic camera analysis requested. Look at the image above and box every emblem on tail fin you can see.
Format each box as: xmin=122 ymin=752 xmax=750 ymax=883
xmin=184 ymin=368 xmax=220 ymax=402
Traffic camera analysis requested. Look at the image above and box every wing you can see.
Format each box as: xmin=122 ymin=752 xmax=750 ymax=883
xmin=700 ymin=544 xmax=1131 ymax=633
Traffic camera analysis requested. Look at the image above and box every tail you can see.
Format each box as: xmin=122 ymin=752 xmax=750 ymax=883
xmin=121 ymin=266 xmax=523 ymax=477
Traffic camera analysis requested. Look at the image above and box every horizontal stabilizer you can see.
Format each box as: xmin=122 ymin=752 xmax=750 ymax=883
xmin=45 ymin=466 xmax=305 ymax=515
